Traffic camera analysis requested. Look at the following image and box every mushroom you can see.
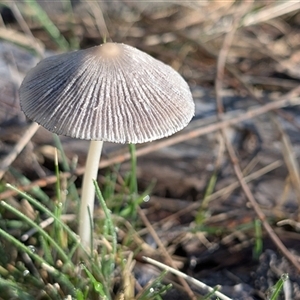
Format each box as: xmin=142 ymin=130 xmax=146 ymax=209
xmin=19 ymin=42 xmax=195 ymax=249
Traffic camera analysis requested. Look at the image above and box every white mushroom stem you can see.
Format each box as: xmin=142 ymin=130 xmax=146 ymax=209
xmin=79 ymin=140 xmax=103 ymax=249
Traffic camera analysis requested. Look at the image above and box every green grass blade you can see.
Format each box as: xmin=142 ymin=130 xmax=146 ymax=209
xmin=0 ymin=226 xmax=52 ymax=268
xmin=0 ymin=277 xmax=33 ymax=300
xmin=53 ymin=134 xmax=80 ymax=204
xmin=23 ymin=0 xmax=70 ymax=51
xmin=0 ymin=228 xmax=76 ymax=295
xmin=269 ymin=273 xmax=289 ymax=300
xmin=137 ymin=270 xmax=170 ymax=300
xmin=253 ymin=219 xmax=263 ymax=260
xmin=195 ymin=171 xmax=217 ymax=224
xmin=8 ymin=167 xmax=50 ymax=205
xmin=54 ymin=147 xmax=62 ymax=203
xmin=5 ymin=184 xmax=88 ymax=257
xmin=102 ymin=166 xmax=119 ymax=201
xmin=53 ymin=135 xmax=71 ymax=173
xmin=60 ymin=0 xmax=80 ymax=50
xmin=81 ymin=264 xmax=107 ymax=298
xmin=0 ymin=200 xmax=71 ymax=265
xmin=94 ymin=179 xmax=116 ymax=298
xmin=39 ymin=235 xmax=54 ymax=265
xmin=94 ymin=180 xmax=117 ymax=257
xmin=202 ymin=285 xmax=221 ymax=299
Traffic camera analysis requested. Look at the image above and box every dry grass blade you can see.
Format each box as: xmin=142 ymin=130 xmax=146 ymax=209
xmin=9 ymin=2 xmax=44 ymax=56
xmin=142 ymin=256 xmax=232 ymax=300
xmin=85 ymin=1 xmax=110 ymax=41
xmin=215 ymin=1 xmax=251 ymax=114
xmin=0 ymin=122 xmax=40 ymax=180
xmin=242 ymin=1 xmax=300 ymax=27
xmin=0 ymin=27 xmax=44 ymax=55
xmin=120 ymin=252 xmax=135 ymax=299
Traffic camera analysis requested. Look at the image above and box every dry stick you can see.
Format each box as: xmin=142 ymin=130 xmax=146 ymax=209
xmin=142 ymin=256 xmax=232 ymax=300
xmin=1 ymin=97 xmax=299 ymax=201
xmin=0 ymin=122 xmax=40 ymax=180
xmin=214 ymin=3 xmax=246 ymax=115
xmin=215 ymin=13 xmax=300 ymax=273
xmin=272 ymin=117 xmax=300 ymax=216
xmin=137 ymin=207 xmax=197 ymax=300
xmin=216 ymin=0 xmax=255 ymax=114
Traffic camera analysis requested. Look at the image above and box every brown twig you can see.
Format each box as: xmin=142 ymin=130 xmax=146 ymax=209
xmin=214 ymin=3 xmax=245 ymax=114
xmin=0 ymin=122 xmax=40 ymax=180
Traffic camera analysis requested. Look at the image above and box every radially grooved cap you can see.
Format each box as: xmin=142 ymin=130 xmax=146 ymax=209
xmin=19 ymin=42 xmax=195 ymax=144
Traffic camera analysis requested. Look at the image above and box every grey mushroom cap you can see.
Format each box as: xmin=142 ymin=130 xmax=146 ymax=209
xmin=19 ymin=43 xmax=195 ymax=144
